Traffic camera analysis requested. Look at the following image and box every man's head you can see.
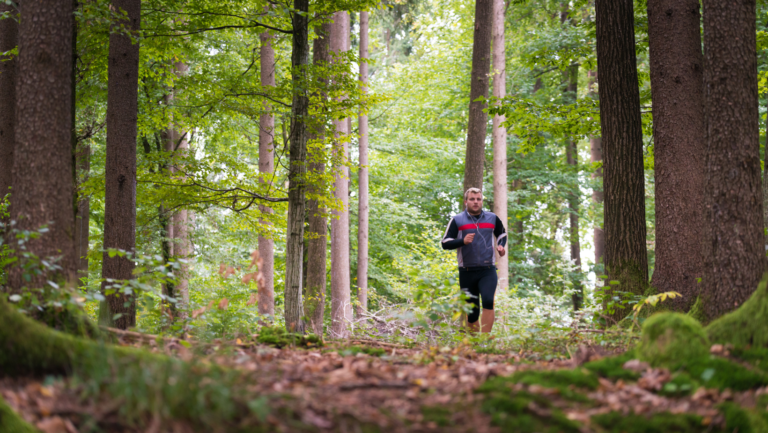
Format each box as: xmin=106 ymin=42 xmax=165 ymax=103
xmin=464 ymin=188 xmax=483 ymax=214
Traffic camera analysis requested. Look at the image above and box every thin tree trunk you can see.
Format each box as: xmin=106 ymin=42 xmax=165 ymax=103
xmin=284 ymin=0 xmax=310 ymax=333
xmin=171 ymin=118 xmax=190 ymax=318
xmin=258 ymin=30 xmax=276 ymax=317
xmin=492 ymin=0 xmax=508 ymax=292
xmin=595 ymin=0 xmax=648 ymax=323
xmin=0 ymin=2 xmax=16 ymax=213
xmin=588 ymin=70 xmax=605 ymax=274
xmin=101 ymin=0 xmax=140 ymax=330
xmin=564 ymin=64 xmax=582 ymax=310
xmin=10 ymin=0 xmax=77 ymax=294
xmin=305 ymin=19 xmax=332 ymax=336
xmin=647 ymin=0 xmax=706 ymax=311
xmin=702 ymin=0 xmax=764 ymax=321
xmin=357 ymin=11 xmax=370 ymax=315
xmin=74 ymin=145 xmax=90 ymax=281
xmin=330 ymin=11 xmax=352 ymax=338
xmin=463 ymin=0 xmax=493 ymax=193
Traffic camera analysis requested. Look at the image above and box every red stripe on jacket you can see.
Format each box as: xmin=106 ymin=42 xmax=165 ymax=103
xmin=457 ymin=222 xmax=495 ymax=231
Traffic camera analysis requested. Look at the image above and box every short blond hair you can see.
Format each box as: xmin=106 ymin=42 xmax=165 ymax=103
xmin=464 ymin=187 xmax=483 ymax=201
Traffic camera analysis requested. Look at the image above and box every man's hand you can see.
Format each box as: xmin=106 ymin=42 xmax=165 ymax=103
xmin=463 ymin=233 xmax=475 ymax=244
xmin=497 ymin=245 xmax=506 ymax=257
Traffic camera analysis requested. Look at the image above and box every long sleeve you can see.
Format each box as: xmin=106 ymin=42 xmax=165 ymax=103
xmin=494 ymin=215 xmax=507 ymax=247
xmin=441 ymin=218 xmax=464 ymax=250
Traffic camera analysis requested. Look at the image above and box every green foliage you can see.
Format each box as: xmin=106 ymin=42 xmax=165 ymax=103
xmin=255 ymin=326 xmax=322 ymax=348
xmin=637 ymin=313 xmax=709 ymax=367
xmin=591 ymin=411 xmax=707 ymax=433
xmin=706 ymin=275 xmax=768 ymax=348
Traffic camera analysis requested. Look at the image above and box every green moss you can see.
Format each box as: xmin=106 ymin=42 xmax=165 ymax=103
xmin=0 ymin=395 xmax=38 ymax=433
xmin=476 ymin=383 xmax=581 ymax=433
xmin=591 ymin=411 xmax=707 ymax=433
xmin=706 ymin=276 xmax=768 ymax=348
xmin=584 ymin=350 xmax=642 ymax=381
xmin=687 ymin=296 xmax=706 ymax=323
xmin=680 ymin=356 xmax=768 ymax=391
xmin=255 ymin=326 xmax=323 ymax=348
xmin=659 ymin=372 xmax=696 ymax=397
xmin=637 ymin=312 xmax=709 ymax=367
xmin=421 ymin=406 xmax=451 ymax=427
xmin=508 ymin=369 xmax=598 ymax=402
xmin=718 ymin=402 xmax=768 ymax=433
xmin=337 ymin=346 xmax=385 ymax=357
xmin=731 ymin=347 xmax=768 ymax=373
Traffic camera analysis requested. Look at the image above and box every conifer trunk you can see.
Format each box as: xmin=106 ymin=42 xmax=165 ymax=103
xmin=492 ymin=0 xmax=508 ymax=291
xmin=701 ymin=0 xmax=764 ymax=321
xmin=330 ymin=11 xmax=352 ymax=337
xmin=647 ymin=0 xmax=705 ymax=311
xmin=258 ymin=30 xmax=276 ymax=317
xmin=0 ymin=2 xmax=16 ymax=208
xmin=463 ymin=0 xmax=493 ymax=193
xmin=357 ymin=11 xmax=370 ymax=315
xmin=284 ymin=0 xmax=310 ymax=333
xmin=102 ymin=0 xmax=140 ymax=329
xmin=595 ymin=0 xmax=649 ymax=322
xmin=305 ymin=20 xmax=332 ymax=336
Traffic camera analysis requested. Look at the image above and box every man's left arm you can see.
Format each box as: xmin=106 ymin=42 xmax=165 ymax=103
xmin=494 ymin=215 xmax=507 ymax=256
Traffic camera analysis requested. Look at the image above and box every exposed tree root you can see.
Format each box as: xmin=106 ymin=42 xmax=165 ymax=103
xmin=706 ymin=274 xmax=768 ymax=348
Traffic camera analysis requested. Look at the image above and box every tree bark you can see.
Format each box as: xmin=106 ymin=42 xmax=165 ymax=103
xmin=284 ymin=0 xmax=310 ymax=333
xmin=565 ymin=64 xmax=582 ymax=310
xmin=647 ymin=0 xmax=706 ymax=311
xmin=170 ymin=115 xmax=190 ymax=318
xmin=492 ymin=0 xmax=508 ymax=292
xmin=0 ymin=2 xmax=17 ymax=208
xmin=330 ymin=11 xmax=352 ymax=338
xmin=258 ymin=30 xmax=276 ymax=318
xmin=587 ymin=70 xmax=605 ymax=274
xmin=10 ymin=0 xmax=76 ymax=292
xmin=463 ymin=0 xmax=493 ymax=194
xmin=357 ymin=11 xmax=370 ymax=315
xmin=102 ymin=0 xmax=140 ymax=329
xmin=74 ymin=145 xmax=90 ymax=281
xmin=701 ymin=0 xmax=764 ymax=321
xmin=595 ymin=0 xmax=648 ymax=322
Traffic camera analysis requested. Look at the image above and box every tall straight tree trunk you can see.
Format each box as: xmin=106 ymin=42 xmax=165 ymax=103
xmin=101 ymin=0 xmax=140 ymax=329
xmin=588 ymin=70 xmax=605 ymax=273
xmin=647 ymin=0 xmax=705 ymax=311
xmin=701 ymin=0 xmax=764 ymax=321
xmin=330 ymin=11 xmax=352 ymax=338
xmin=595 ymin=0 xmax=648 ymax=323
xmin=305 ymin=19 xmax=332 ymax=336
xmin=0 ymin=2 xmax=16 ymax=208
xmin=492 ymin=0 xmax=508 ymax=291
xmin=258 ymin=30 xmax=276 ymax=317
xmin=564 ymin=64 xmax=582 ymax=310
xmin=284 ymin=0 xmax=310 ymax=333
xmin=74 ymin=145 xmax=90 ymax=281
xmin=357 ymin=11 xmax=370 ymax=315
xmin=764 ymin=96 xmax=768 ymax=233
xmin=170 ymin=112 xmax=190 ymax=318
xmin=463 ymin=0 xmax=493 ymax=193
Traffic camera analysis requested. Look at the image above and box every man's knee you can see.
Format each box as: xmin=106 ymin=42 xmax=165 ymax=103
xmin=467 ymin=307 xmax=480 ymax=323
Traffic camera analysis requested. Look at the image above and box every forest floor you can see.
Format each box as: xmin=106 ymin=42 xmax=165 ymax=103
xmin=2 ymin=330 xmax=767 ymax=433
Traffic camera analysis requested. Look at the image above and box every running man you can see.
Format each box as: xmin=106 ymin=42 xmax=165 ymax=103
xmin=441 ymin=188 xmax=507 ymax=333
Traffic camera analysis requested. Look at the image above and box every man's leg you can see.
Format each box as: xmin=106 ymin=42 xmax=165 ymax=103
xmin=481 ymin=308 xmax=494 ymax=333
xmin=479 ymin=269 xmax=498 ymax=334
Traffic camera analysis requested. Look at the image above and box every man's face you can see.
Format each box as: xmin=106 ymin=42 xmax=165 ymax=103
xmin=464 ymin=192 xmax=483 ymax=213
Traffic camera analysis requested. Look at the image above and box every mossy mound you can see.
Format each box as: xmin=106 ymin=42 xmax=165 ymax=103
xmin=637 ymin=312 xmax=709 ymax=367
xmin=255 ymin=326 xmax=323 ymax=349
xmin=476 ymin=381 xmax=581 ymax=433
xmin=674 ymin=356 xmax=768 ymax=391
xmin=0 ymin=395 xmax=37 ymax=433
xmin=706 ymin=276 xmax=768 ymax=348
xmin=509 ymin=369 xmax=598 ymax=402
xmin=583 ymin=350 xmax=642 ymax=381
xmin=591 ymin=411 xmax=708 ymax=433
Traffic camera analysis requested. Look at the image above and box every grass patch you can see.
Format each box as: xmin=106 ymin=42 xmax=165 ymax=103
xmin=583 ymin=351 xmax=642 ymax=381
xmin=591 ymin=411 xmax=707 ymax=433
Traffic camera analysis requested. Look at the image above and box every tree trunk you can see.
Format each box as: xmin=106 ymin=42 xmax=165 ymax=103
xmin=305 ymin=19 xmax=332 ymax=336
xmin=284 ymin=0 xmax=310 ymax=333
xmin=492 ymin=0 xmax=508 ymax=291
xmin=10 ymin=0 xmax=76 ymax=292
xmin=595 ymin=0 xmax=648 ymax=323
xmin=463 ymin=0 xmax=493 ymax=194
xmin=170 ymin=118 xmax=191 ymax=318
xmin=74 ymin=145 xmax=90 ymax=281
xmin=764 ymin=95 xmax=768 ymax=234
xmin=357 ymin=11 xmax=370 ymax=315
xmin=101 ymin=0 xmax=140 ymax=330
xmin=0 ymin=2 xmax=17 ymax=208
xmin=330 ymin=11 xmax=352 ymax=338
xmin=701 ymin=0 xmax=764 ymax=321
xmin=588 ymin=70 xmax=605 ymax=274
xmin=564 ymin=64 xmax=582 ymax=310
xmin=647 ymin=0 xmax=706 ymax=311
xmin=258 ymin=30 xmax=276 ymax=318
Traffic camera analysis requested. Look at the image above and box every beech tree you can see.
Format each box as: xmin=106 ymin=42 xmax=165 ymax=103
xmin=258 ymin=29 xmax=276 ymax=317
xmin=701 ymin=0 xmax=764 ymax=320
xmin=0 ymin=3 xmax=16 ymax=209
xmin=284 ymin=0 xmax=310 ymax=333
xmin=587 ymin=70 xmax=604 ymax=273
xmin=463 ymin=0 xmax=492 ymax=193
xmin=595 ymin=0 xmax=648 ymax=322
xmin=330 ymin=11 xmax=352 ymax=337
xmin=101 ymin=0 xmax=140 ymax=329
xmin=647 ymin=0 xmax=705 ymax=311
xmin=357 ymin=10 xmax=370 ymax=314
xmin=10 ymin=0 xmax=77 ymax=293
xmin=491 ymin=0 xmax=508 ymax=291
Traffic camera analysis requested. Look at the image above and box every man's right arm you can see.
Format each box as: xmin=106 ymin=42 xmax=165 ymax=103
xmin=441 ymin=218 xmax=464 ymax=250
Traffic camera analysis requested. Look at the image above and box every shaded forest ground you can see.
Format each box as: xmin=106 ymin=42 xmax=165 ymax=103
xmin=3 ymin=327 xmax=768 ymax=433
